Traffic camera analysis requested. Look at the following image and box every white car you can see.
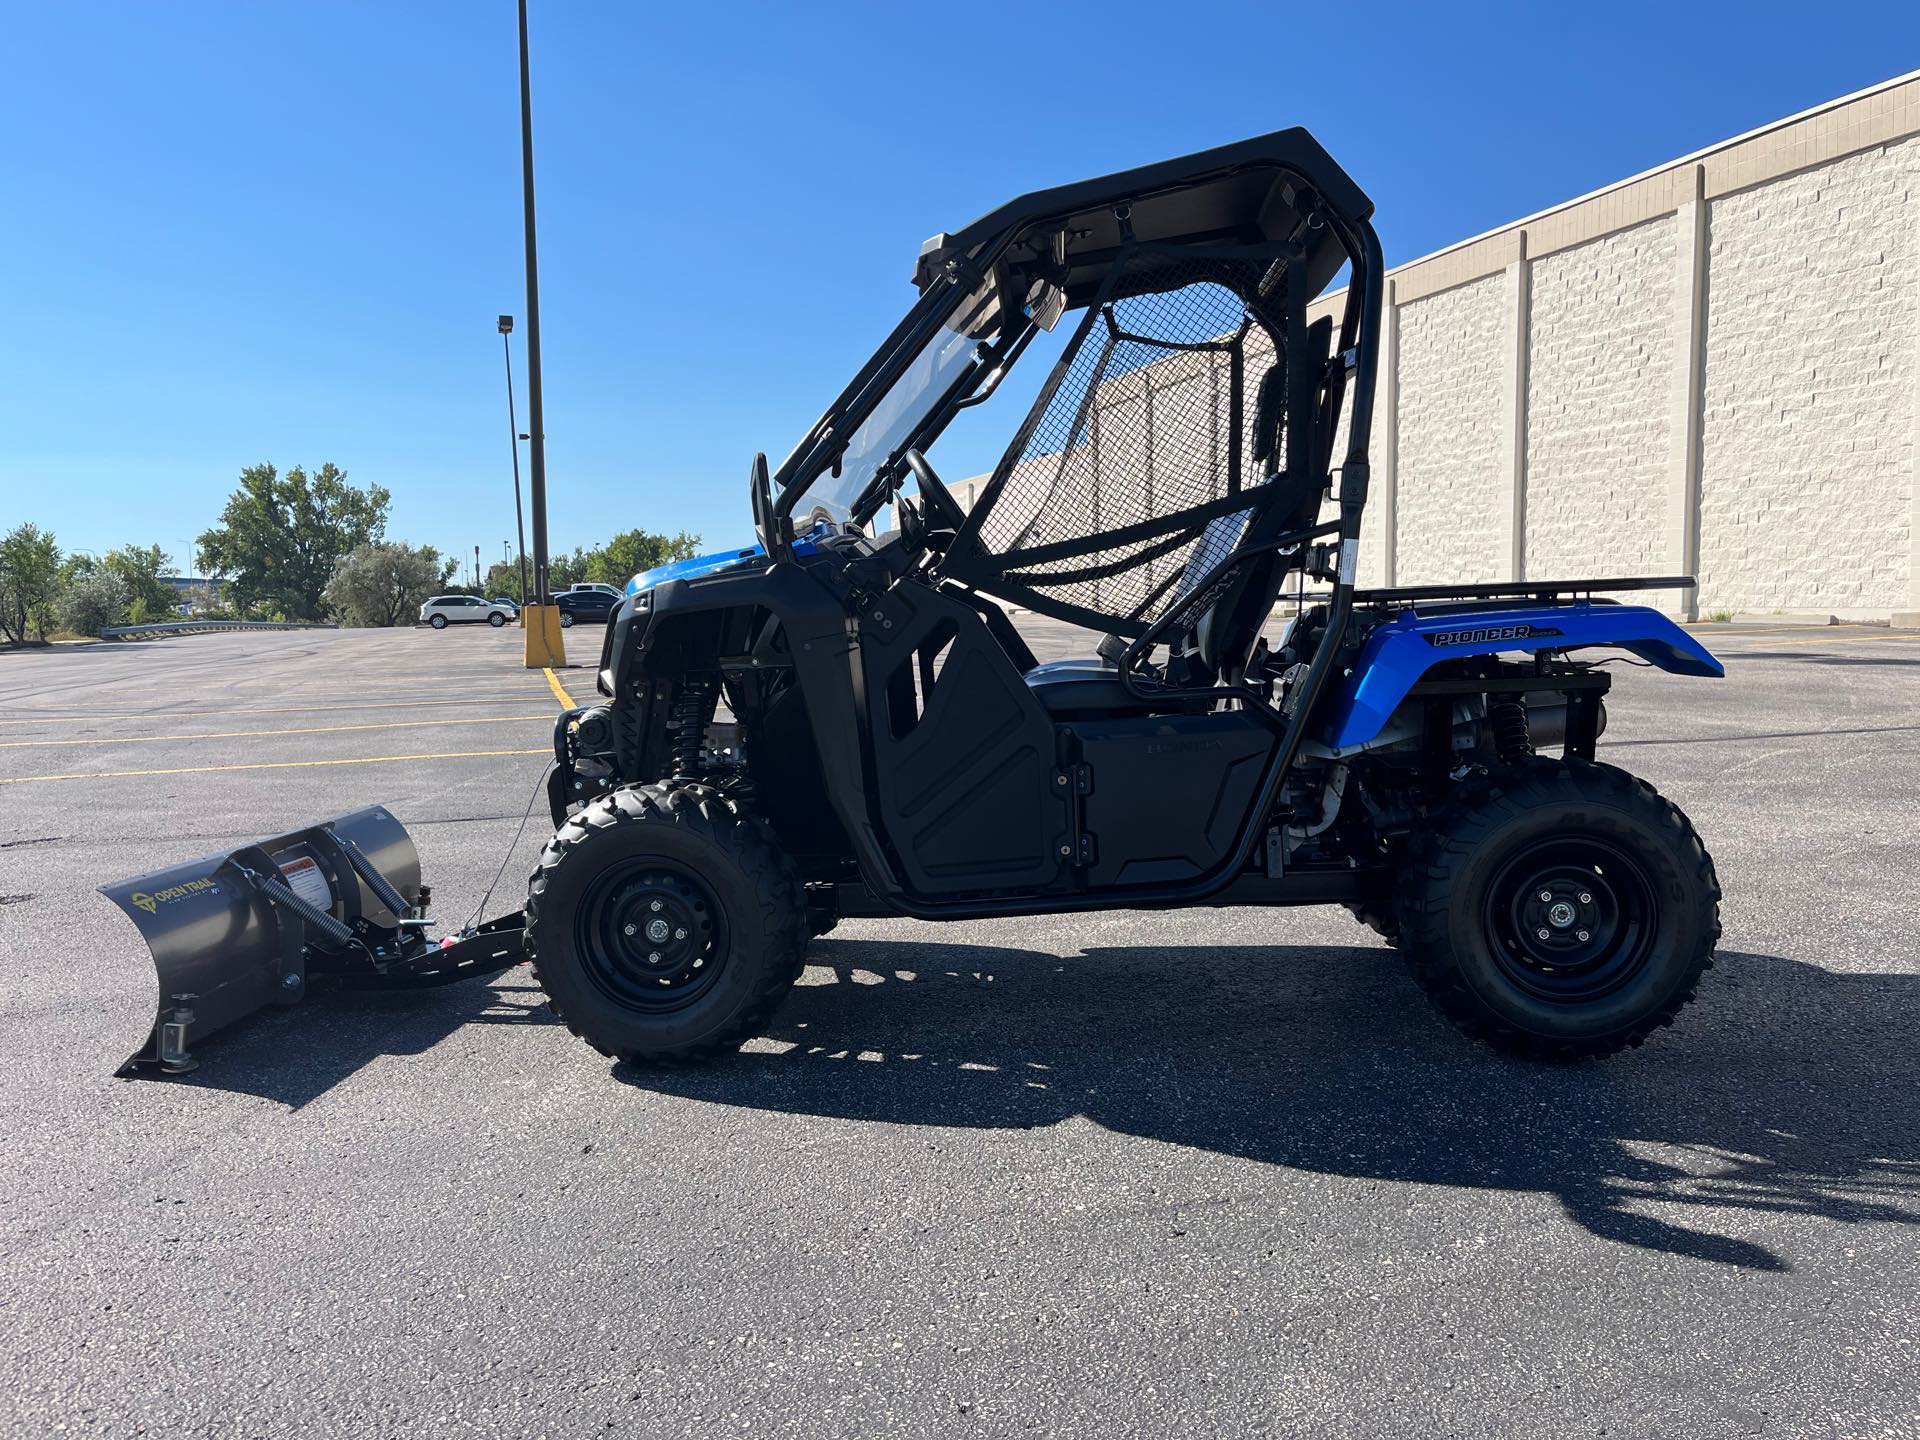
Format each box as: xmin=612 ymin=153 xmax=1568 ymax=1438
xmin=419 ymin=595 xmax=516 ymax=629
xmin=565 ymin=583 xmax=623 ymax=599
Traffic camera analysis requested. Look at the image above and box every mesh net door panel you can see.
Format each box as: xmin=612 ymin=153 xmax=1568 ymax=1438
xmin=971 ymin=257 xmax=1286 ymax=626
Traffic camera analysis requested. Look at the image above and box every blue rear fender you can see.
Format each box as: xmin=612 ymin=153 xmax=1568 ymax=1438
xmin=1319 ymin=603 xmax=1723 ymax=750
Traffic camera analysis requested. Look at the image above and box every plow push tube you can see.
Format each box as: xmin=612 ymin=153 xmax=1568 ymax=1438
xmin=99 ymin=806 xmax=524 ymax=1076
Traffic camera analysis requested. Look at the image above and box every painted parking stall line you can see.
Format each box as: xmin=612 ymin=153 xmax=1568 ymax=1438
xmin=0 ymin=714 xmax=552 ymax=749
xmin=0 ymin=747 xmax=551 ymax=787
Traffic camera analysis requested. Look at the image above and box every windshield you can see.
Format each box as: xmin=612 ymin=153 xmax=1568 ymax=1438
xmin=787 ymin=277 xmax=1002 ymax=533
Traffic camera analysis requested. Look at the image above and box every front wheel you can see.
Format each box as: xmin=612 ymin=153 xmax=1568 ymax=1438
xmin=526 ymin=783 xmax=807 ymax=1064
xmin=1396 ymin=758 xmax=1720 ymax=1059
xmin=429 ymin=614 xmax=448 ymax=629
xmin=488 ymin=612 xmax=506 ymax=628
xmin=559 ymin=611 xmax=575 ymax=628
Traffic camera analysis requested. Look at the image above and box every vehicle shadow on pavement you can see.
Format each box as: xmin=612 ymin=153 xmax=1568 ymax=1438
xmin=154 ymin=970 xmax=559 ymax=1109
xmin=617 ymin=942 xmax=1920 ymax=1273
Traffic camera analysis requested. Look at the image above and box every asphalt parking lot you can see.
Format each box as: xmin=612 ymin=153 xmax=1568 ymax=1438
xmin=2 ymin=616 xmax=1917 ymax=1438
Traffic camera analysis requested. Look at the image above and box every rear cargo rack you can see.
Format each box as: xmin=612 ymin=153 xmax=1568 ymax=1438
xmin=1353 ymin=575 xmax=1694 ymax=605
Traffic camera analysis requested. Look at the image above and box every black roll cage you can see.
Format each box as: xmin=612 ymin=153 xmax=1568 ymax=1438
xmin=771 ymin=133 xmax=1379 ymax=553
xmin=763 ymin=180 xmax=1383 ymax=918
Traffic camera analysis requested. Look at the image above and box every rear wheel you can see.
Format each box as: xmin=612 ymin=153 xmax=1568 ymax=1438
xmin=429 ymin=614 xmax=448 ymax=629
xmin=527 ymin=782 xmax=806 ymax=1064
xmin=1396 ymin=758 xmax=1719 ymax=1059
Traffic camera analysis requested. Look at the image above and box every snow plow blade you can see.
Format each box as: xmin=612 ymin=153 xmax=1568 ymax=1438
xmin=99 ymin=806 xmax=524 ymax=1076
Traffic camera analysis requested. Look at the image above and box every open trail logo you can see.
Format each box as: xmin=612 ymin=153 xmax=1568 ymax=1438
xmin=1425 ymin=623 xmax=1565 ymax=649
xmin=129 ymin=878 xmax=219 ymax=913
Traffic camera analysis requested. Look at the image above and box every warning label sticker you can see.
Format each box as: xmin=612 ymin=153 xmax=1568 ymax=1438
xmin=277 ymin=855 xmax=334 ymax=914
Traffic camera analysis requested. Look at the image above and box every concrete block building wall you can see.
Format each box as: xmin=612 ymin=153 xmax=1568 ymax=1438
xmin=1356 ymin=73 xmax=1920 ymax=622
xmin=1698 ymin=137 xmax=1918 ymax=615
xmin=1392 ymin=275 xmax=1511 ymax=585
xmin=1524 ymin=219 xmax=1677 ymax=595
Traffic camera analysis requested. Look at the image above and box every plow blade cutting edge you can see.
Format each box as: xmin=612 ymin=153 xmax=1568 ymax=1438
xmin=98 ymin=805 xmax=524 ymax=1076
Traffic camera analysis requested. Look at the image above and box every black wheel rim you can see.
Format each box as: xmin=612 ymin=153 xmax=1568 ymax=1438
xmin=575 ymin=863 xmax=727 ymax=1012
xmin=1482 ymin=837 xmax=1658 ymax=1003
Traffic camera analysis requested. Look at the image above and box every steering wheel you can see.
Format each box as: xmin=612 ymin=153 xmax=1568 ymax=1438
xmin=902 ymin=448 xmax=968 ymax=537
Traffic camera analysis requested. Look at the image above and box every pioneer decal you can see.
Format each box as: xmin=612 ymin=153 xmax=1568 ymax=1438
xmin=1424 ymin=623 xmax=1566 ymax=648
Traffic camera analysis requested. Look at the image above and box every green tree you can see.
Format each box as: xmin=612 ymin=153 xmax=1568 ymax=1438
xmin=323 ymin=542 xmax=447 ymax=627
xmin=423 ymin=546 xmax=460 ymax=586
xmin=60 ymin=570 xmax=131 ymax=636
xmin=0 ymin=523 xmax=63 ymax=643
xmin=196 ymin=463 xmax=389 ymax=619
xmin=100 ymin=544 xmax=179 ymax=621
xmin=481 ymin=560 xmax=525 ymax=601
xmin=587 ymin=529 xmax=701 ymax=586
xmin=548 ymin=546 xmax=593 ymax=591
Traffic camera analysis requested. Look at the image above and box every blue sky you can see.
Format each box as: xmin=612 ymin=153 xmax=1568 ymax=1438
xmin=4 ymin=2 xmax=1917 ymax=575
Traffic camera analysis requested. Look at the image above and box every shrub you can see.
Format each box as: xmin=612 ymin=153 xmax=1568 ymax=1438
xmin=61 ymin=571 xmax=132 ymax=637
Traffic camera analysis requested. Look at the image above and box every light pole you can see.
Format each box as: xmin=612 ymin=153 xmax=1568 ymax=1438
xmin=498 ymin=314 xmax=529 ymax=607
xmin=515 ymin=0 xmax=561 ymax=666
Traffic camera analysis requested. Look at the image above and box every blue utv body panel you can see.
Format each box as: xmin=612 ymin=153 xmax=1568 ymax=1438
xmin=625 ymin=538 xmax=819 ymax=596
xmin=1322 ymin=603 xmax=1722 ymax=749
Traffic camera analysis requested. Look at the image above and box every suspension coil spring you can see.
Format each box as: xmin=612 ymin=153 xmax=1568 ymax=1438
xmin=1491 ymin=697 xmax=1532 ymax=763
xmin=670 ymin=680 xmax=713 ymax=778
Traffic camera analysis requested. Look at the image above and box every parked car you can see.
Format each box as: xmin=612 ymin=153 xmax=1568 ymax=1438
xmin=552 ymin=588 xmax=619 ymax=628
xmin=489 ymin=596 xmax=521 ymax=616
xmin=564 ymin=583 xmax=624 ymax=600
xmin=419 ymin=595 xmax=516 ymax=629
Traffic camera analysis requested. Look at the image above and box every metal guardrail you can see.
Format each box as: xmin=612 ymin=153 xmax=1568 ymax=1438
xmin=100 ymin=619 xmax=340 ymax=639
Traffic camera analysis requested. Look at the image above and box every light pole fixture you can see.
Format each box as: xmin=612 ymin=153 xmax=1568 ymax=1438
xmin=498 ymin=313 xmax=529 ymax=607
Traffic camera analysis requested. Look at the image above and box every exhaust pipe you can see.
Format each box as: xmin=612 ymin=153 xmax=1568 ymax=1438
xmin=99 ymin=806 xmax=523 ymax=1076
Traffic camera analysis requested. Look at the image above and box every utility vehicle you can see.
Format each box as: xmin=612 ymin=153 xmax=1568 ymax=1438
xmin=103 ymin=130 xmax=1722 ymax=1076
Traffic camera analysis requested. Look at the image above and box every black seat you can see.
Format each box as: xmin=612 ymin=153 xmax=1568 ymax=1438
xmin=1021 ymin=501 xmax=1263 ymax=717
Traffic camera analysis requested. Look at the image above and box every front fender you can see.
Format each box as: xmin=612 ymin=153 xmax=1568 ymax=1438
xmin=1320 ymin=603 xmax=1722 ymax=749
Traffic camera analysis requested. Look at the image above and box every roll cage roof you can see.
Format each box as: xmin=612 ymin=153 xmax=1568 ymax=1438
xmin=911 ymin=127 xmax=1373 ymax=300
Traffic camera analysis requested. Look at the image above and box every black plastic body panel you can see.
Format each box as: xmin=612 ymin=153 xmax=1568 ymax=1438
xmin=856 ymin=582 xmax=1069 ymax=894
xmin=1073 ymin=712 xmax=1274 ymax=887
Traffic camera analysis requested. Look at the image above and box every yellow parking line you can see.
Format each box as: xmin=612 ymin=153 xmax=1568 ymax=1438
xmin=544 ymin=667 xmax=579 ymax=708
xmin=0 ymin=714 xmax=550 ymax=749
xmin=0 ymin=748 xmax=550 ymax=787
xmin=0 ymin=695 xmax=550 ymax=726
